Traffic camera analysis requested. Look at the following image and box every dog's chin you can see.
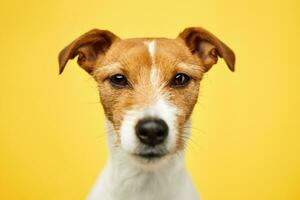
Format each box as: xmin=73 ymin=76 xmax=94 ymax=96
xmin=128 ymin=152 xmax=170 ymax=170
xmin=133 ymin=152 xmax=167 ymax=162
xmin=127 ymin=146 xmax=171 ymax=168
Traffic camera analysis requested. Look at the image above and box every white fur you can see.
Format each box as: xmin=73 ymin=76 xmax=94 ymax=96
xmin=150 ymin=67 xmax=159 ymax=88
xmin=144 ymin=40 xmax=156 ymax=62
xmin=120 ymin=96 xmax=179 ymax=153
xmin=87 ymin=120 xmax=199 ymax=200
xmin=145 ymin=40 xmax=160 ymax=88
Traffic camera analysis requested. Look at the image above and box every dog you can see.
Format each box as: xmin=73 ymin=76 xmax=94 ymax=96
xmin=58 ymin=27 xmax=235 ymax=200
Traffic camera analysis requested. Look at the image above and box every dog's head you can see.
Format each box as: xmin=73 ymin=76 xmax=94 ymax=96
xmin=58 ymin=27 xmax=235 ymax=166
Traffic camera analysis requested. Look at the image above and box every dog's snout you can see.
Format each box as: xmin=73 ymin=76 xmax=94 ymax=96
xmin=135 ymin=118 xmax=168 ymax=146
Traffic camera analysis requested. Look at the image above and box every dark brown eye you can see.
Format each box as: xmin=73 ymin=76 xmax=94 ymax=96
xmin=171 ymin=73 xmax=191 ymax=87
xmin=109 ymin=74 xmax=128 ymax=87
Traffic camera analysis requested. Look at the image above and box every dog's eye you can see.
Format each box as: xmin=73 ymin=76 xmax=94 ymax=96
xmin=171 ymin=73 xmax=191 ymax=88
xmin=109 ymin=74 xmax=128 ymax=87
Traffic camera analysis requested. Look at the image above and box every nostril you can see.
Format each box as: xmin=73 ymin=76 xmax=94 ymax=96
xmin=138 ymin=127 xmax=149 ymax=139
xmin=135 ymin=118 xmax=168 ymax=146
xmin=157 ymin=130 xmax=165 ymax=140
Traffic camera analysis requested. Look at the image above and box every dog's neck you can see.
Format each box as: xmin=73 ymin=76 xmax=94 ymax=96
xmin=87 ymin=120 xmax=198 ymax=200
xmin=105 ymin=139 xmax=188 ymax=200
xmin=105 ymin=119 xmax=186 ymax=183
xmin=107 ymin=145 xmax=186 ymax=197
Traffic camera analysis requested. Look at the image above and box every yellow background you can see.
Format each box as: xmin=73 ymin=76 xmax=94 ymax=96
xmin=1 ymin=0 xmax=299 ymax=199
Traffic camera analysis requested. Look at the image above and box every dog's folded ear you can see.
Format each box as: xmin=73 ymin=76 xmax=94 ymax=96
xmin=178 ymin=27 xmax=235 ymax=72
xmin=58 ymin=29 xmax=119 ymax=74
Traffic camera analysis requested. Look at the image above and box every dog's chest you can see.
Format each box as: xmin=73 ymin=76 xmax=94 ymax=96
xmin=88 ymin=164 xmax=199 ymax=200
xmin=113 ymin=171 xmax=180 ymax=200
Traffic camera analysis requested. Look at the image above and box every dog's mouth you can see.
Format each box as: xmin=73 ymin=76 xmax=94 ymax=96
xmin=132 ymin=146 xmax=169 ymax=161
xmin=135 ymin=152 xmax=166 ymax=160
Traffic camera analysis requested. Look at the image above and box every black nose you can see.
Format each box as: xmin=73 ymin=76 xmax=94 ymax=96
xmin=135 ymin=118 xmax=169 ymax=146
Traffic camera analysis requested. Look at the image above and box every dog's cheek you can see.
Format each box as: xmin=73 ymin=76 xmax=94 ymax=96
xmin=119 ymin=109 xmax=142 ymax=153
xmin=98 ymin=85 xmax=126 ymax=132
xmin=168 ymin=83 xmax=200 ymax=150
xmin=104 ymin=91 xmax=141 ymax=152
xmin=98 ymin=87 xmax=115 ymax=122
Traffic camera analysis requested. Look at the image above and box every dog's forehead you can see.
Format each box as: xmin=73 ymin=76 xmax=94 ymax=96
xmin=102 ymin=38 xmax=196 ymax=69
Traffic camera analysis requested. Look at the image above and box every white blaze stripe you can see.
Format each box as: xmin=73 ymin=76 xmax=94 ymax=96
xmin=145 ymin=40 xmax=160 ymax=88
xmin=150 ymin=67 xmax=159 ymax=88
xmin=146 ymin=40 xmax=156 ymax=63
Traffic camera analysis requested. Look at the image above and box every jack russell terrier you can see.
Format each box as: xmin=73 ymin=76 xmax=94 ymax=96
xmin=58 ymin=27 xmax=235 ymax=200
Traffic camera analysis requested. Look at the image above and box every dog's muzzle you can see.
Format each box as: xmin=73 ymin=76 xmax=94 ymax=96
xmin=133 ymin=117 xmax=169 ymax=160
